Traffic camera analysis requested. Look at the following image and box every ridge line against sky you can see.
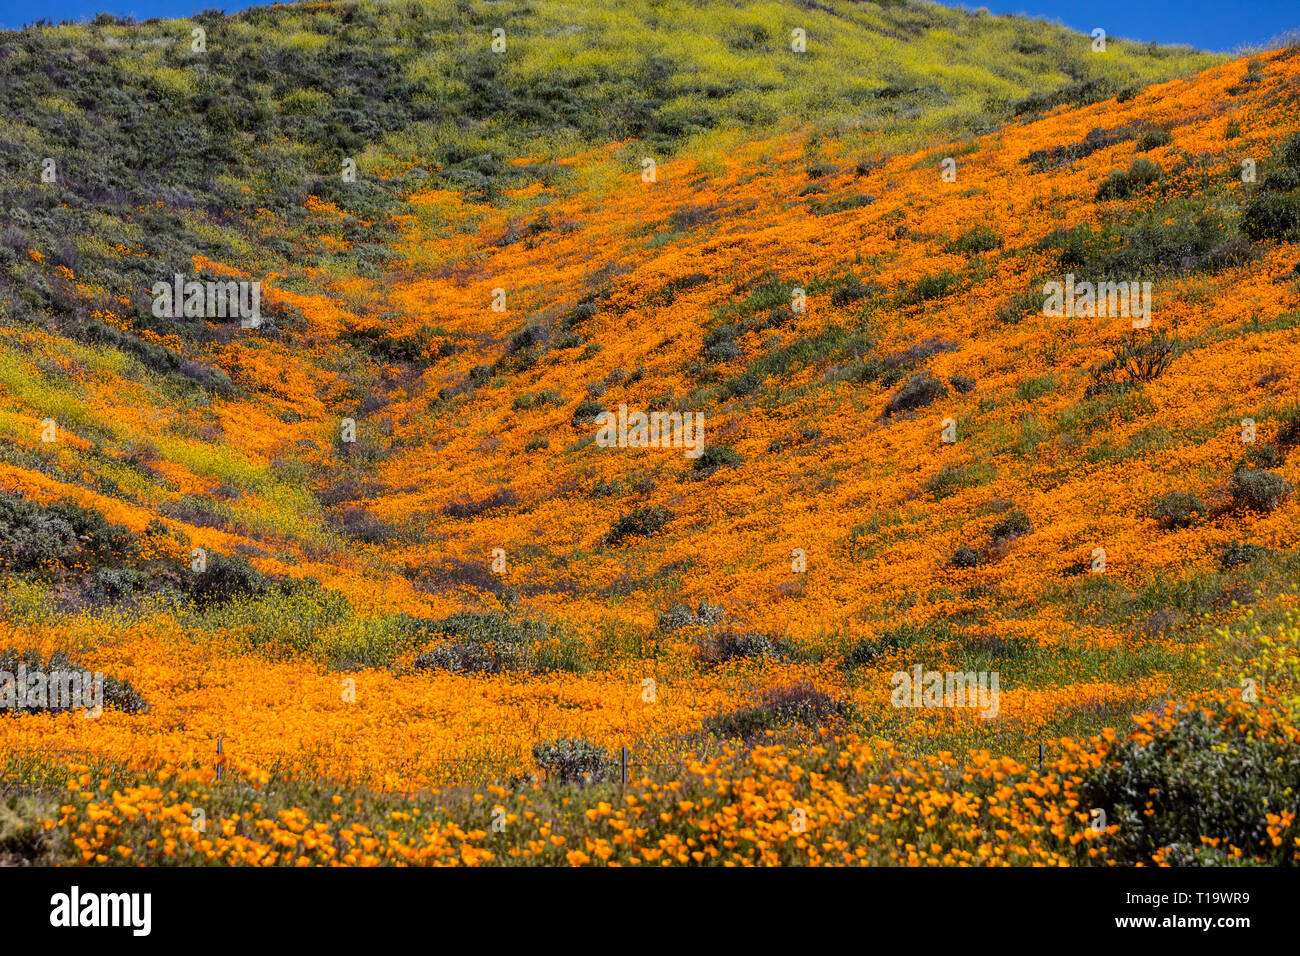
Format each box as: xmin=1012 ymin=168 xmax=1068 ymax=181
xmin=0 ymin=0 xmax=1296 ymax=53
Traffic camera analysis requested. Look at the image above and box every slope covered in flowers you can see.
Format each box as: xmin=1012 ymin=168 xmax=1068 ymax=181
xmin=1 ymin=4 xmax=1299 ymax=865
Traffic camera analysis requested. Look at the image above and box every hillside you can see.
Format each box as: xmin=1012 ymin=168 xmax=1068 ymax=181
xmin=1 ymin=1 xmax=1300 ymax=867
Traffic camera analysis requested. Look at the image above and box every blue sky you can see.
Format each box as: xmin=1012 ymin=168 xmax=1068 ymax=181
xmin=945 ymin=1 xmax=1299 ymax=53
xmin=0 ymin=0 xmax=1295 ymax=53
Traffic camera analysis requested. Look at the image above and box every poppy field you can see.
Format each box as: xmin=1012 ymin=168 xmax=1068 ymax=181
xmin=0 ymin=1 xmax=1299 ymax=868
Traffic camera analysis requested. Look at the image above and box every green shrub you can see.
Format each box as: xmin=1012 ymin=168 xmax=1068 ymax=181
xmin=0 ymin=495 xmax=81 ymax=572
xmin=702 ymin=325 xmax=741 ymax=363
xmin=1220 ymin=540 xmax=1267 ymax=569
xmin=899 ymin=270 xmax=961 ymax=304
xmin=1230 ymin=468 xmax=1291 ymax=512
xmin=1078 ymin=701 xmax=1300 ymax=865
xmin=1012 ymin=77 xmax=1129 ymax=118
xmin=658 ymin=600 xmax=725 ymax=632
xmin=884 ymin=371 xmax=948 ymax=418
xmin=532 ymin=737 xmax=615 ymax=784
xmin=829 ymin=275 xmax=872 ymax=308
xmin=606 ymin=505 xmax=673 ymax=545
xmin=1242 ymin=191 xmax=1300 ymax=242
xmin=925 ymin=463 xmax=986 ymax=499
xmin=1041 ymin=210 xmax=1253 ymax=277
xmin=1239 ymin=441 xmax=1283 ymax=469
xmin=0 ymin=493 xmax=138 ymax=573
xmin=410 ymin=612 xmax=575 ymax=675
xmin=945 ymin=225 xmax=1002 ymax=254
xmin=1277 ymin=408 xmax=1300 ymax=450
xmin=810 ymin=193 xmax=876 ymax=215
xmin=842 ymin=635 xmax=896 ymax=668
xmin=571 ymin=398 xmax=605 ymax=426
xmin=1022 ymin=124 xmax=1140 ymax=172
xmin=842 ymin=620 xmax=954 ymax=669
xmin=1085 ymin=334 xmax=1176 ymax=397
xmin=562 ymin=302 xmax=598 ymax=328
xmin=443 ymin=486 xmax=519 ymax=518
xmin=0 ymin=647 xmax=148 ymax=715
xmin=706 ymin=684 xmax=849 ymax=740
xmin=950 ymin=544 xmax=982 ymax=568
xmin=512 ymin=388 xmax=562 ymax=411
xmin=694 ymin=444 xmax=743 ymax=476
xmin=696 ymin=629 xmax=789 ymax=667
xmin=1015 ymin=375 xmax=1056 ymax=401
xmin=990 ymin=508 xmax=1032 ymax=540
xmin=1135 ymin=128 xmax=1172 ymax=151
xmin=1096 ymin=157 xmax=1162 ymax=200
xmin=190 ymin=552 xmax=275 ymax=607
xmin=1151 ymin=490 xmax=1207 ymax=529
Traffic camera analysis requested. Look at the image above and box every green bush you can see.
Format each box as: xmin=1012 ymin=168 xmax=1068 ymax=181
xmin=606 ymin=506 xmax=673 ymax=545
xmin=842 ymin=620 xmax=954 ymax=669
xmin=1078 ymin=701 xmax=1300 ymax=865
xmin=0 ymin=647 xmax=148 ymax=715
xmin=1095 ymin=157 xmax=1162 ymax=200
xmin=532 ymin=737 xmax=615 ymax=785
xmin=562 ymin=302 xmax=598 ymax=329
xmin=512 ymin=388 xmax=562 ymax=411
xmin=1151 ymin=490 xmax=1207 ymax=529
xmin=706 ymin=684 xmax=849 ymax=740
xmin=1239 ymin=441 xmax=1283 ymax=470
xmin=1042 ymin=209 xmax=1251 ymax=278
xmin=702 ymin=325 xmax=741 ymax=363
xmin=945 ymin=225 xmax=1002 ymax=254
xmin=1135 ymin=128 xmax=1172 ymax=151
xmin=1022 ymin=124 xmax=1140 ymax=172
xmin=898 ymin=270 xmax=961 ymax=305
xmin=694 ymin=444 xmax=743 ymax=476
xmin=1012 ymin=77 xmax=1131 ymax=118
xmin=696 ymin=629 xmax=789 ymax=667
xmin=950 ymin=544 xmax=982 ymax=568
xmin=443 ymin=486 xmax=519 ymax=518
xmin=829 ymin=275 xmax=873 ymax=308
xmin=925 ymin=463 xmax=985 ymax=499
xmin=1015 ymin=375 xmax=1056 ymax=401
xmin=883 ymin=371 xmax=948 ymax=418
xmin=1242 ymin=191 xmax=1300 ymax=242
xmin=658 ymin=601 xmax=725 ymax=632
xmin=1220 ymin=540 xmax=1267 ymax=569
xmin=1085 ymin=334 xmax=1176 ymax=397
xmin=571 ymin=398 xmax=605 ymax=426
xmin=809 ymin=193 xmax=876 ymax=215
xmin=989 ymin=508 xmax=1032 ymax=540
xmin=1230 ymin=468 xmax=1291 ymax=512
xmin=1277 ymin=408 xmax=1300 ymax=450
xmin=410 ymin=612 xmax=579 ymax=675
xmin=190 ymin=552 xmax=275 ymax=608
xmin=0 ymin=493 xmax=138 ymax=573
